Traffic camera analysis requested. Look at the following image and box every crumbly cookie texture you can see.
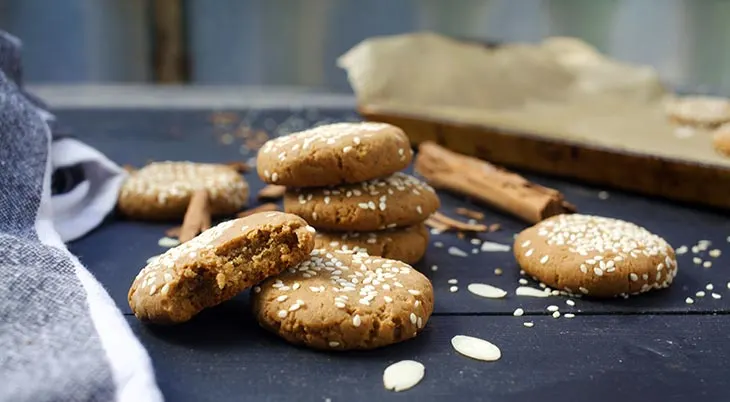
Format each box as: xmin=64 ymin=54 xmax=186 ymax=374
xmin=284 ymin=172 xmax=440 ymax=231
xmin=514 ymin=214 xmax=677 ymax=298
xmin=314 ymin=224 xmax=429 ymax=264
xmin=128 ymin=212 xmax=315 ymax=324
xmin=257 ymin=122 xmax=413 ymax=187
xmin=118 ymin=161 xmax=248 ymax=220
xmin=251 ymin=247 xmax=434 ymax=350
xmin=665 ymin=96 xmax=730 ymax=128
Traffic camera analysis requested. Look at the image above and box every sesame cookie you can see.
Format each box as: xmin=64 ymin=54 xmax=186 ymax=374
xmin=128 ymin=212 xmax=315 ymax=324
xmin=665 ymin=96 xmax=730 ymax=128
xmin=284 ymin=172 xmax=440 ymax=231
xmin=314 ymin=224 xmax=429 ymax=264
xmin=513 ymin=214 xmax=677 ymax=298
xmin=712 ymin=123 xmax=730 ymax=157
xmin=251 ymin=248 xmax=434 ymax=350
xmin=257 ymin=122 xmax=413 ymax=187
xmin=118 ymin=161 xmax=248 ymax=220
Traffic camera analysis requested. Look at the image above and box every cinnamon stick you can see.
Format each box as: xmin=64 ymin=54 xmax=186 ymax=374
xmin=426 ymin=211 xmax=488 ymax=232
xmin=415 ymin=141 xmax=576 ymax=223
xmin=455 ymin=207 xmax=485 ymax=220
xmin=179 ymin=190 xmax=212 ymax=243
xmin=235 ymin=203 xmax=280 ymax=218
xmin=257 ymin=184 xmax=286 ymax=201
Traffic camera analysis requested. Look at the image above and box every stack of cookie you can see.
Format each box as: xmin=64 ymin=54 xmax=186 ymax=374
xmin=256 ymin=122 xmax=440 ymax=263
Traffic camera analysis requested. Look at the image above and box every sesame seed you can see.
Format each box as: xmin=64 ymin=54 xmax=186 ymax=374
xmin=629 ymin=273 xmax=638 ymax=281
xmin=552 ymin=311 xmax=561 ymax=318
xmin=566 ymin=299 xmax=575 ymax=306
xmin=564 ymin=313 xmax=575 ymax=318
xmin=278 ymin=310 xmax=287 ymax=318
xmin=706 ymin=283 xmax=714 ymax=290
xmin=358 ymin=202 xmax=369 ymax=209
xmin=431 ymin=265 xmax=438 ymax=271
xmin=434 ymin=241 xmax=443 ymax=248
xmin=513 ymin=308 xmax=524 ymax=317
xmin=579 ymin=287 xmax=589 ymax=294
xmin=149 ymin=285 xmax=158 ymax=296
xmin=593 ymin=267 xmax=604 ymax=276
xmin=353 ymin=315 xmax=361 ymax=327
xmin=676 ymin=245 xmax=688 ymax=254
xmin=727 ymin=282 xmax=730 ymax=289
xmin=525 ymin=249 xmax=534 ymax=257
xmin=329 ymin=341 xmax=340 ymax=348
xmin=598 ymin=191 xmax=609 ymax=200
xmin=410 ymin=313 xmax=417 ymax=324
xmin=292 ymin=283 xmax=300 ymax=290
xmin=253 ymin=286 xmax=261 ymax=293
xmin=494 ymin=268 xmax=503 ymax=275
xmin=703 ymin=261 xmax=712 ymax=268
xmin=712 ymin=293 xmax=722 ymax=299
xmin=343 ymin=146 xmax=352 ymax=153
xmin=448 ymin=246 xmax=469 ymax=257
xmin=408 ymin=289 xmax=421 ymax=295
xmin=447 ymin=279 xmax=458 ymax=285
xmin=685 ymin=297 xmax=694 ymax=304
xmin=416 ymin=206 xmax=423 ymax=214
xmin=693 ymin=257 xmax=702 ymax=264
xmin=696 ymin=291 xmax=706 ymax=297
xmin=540 ymin=255 xmax=549 ymax=264
xmin=289 ymin=303 xmax=301 ymax=311
xmin=276 ymin=295 xmax=288 ymax=302
xmin=449 ymin=286 xmax=459 ymax=293
xmin=546 ymin=305 xmax=559 ymax=312
xmin=335 ymin=302 xmax=346 ymax=308
xmin=518 ymin=278 xmax=528 ymax=285
xmin=271 ymin=172 xmax=278 ymax=182
xmin=515 ymin=286 xmax=550 ymax=298
xmin=521 ymin=240 xmax=531 ymax=247
xmin=384 ymin=296 xmax=393 ymax=303
xmin=523 ymin=322 xmax=534 ymax=328
xmin=709 ymin=249 xmax=721 ymax=257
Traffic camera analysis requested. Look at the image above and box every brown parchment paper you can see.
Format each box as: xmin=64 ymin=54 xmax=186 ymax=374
xmin=337 ymin=32 xmax=729 ymax=168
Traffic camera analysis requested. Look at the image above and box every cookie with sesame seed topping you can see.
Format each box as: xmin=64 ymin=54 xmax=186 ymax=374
xmin=128 ymin=212 xmax=315 ymax=324
xmin=665 ymin=96 xmax=730 ymax=128
xmin=284 ymin=172 xmax=440 ymax=231
xmin=257 ymin=122 xmax=413 ymax=187
xmin=251 ymin=248 xmax=434 ymax=350
xmin=513 ymin=214 xmax=677 ymax=298
xmin=118 ymin=161 xmax=248 ymax=220
xmin=314 ymin=224 xmax=429 ymax=264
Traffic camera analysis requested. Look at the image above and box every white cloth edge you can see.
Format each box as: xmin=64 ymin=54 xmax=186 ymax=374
xmin=36 ymin=126 xmax=163 ymax=402
xmin=51 ymin=137 xmax=128 ymax=241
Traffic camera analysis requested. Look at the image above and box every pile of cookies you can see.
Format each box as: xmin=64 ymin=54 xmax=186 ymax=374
xmin=128 ymin=211 xmax=435 ymax=351
xmin=256 ymin=122 xmax=440 ymax=264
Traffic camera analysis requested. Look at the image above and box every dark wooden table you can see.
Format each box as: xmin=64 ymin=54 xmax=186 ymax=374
xmin=61 ymin=108 xmax=730 ymax=402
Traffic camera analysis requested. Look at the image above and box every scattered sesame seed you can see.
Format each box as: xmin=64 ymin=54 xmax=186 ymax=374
xmin=552 ymin=311 xmax=561 ymax=318
xmin=546 ymin=305 xmax=559 ymax=312
xmin=539 ymin=255 xmax=549 ymax=264
xmin=524 ymin=248 xmax=534 ymax=257
xmin=448 ymin=279 xmax=458 ymax=285
xmin=253 ymin=286 xmax=261 ymax=293
xmin=693 ymin=257 xmax=702 ymax=264
xmin=696 ymin=291 xmax=706 ymax=297
xmin=676 ymin=245 xmax=688 ymax=255
xmin=271 ymin=172 xmax=278 ymax=182
xmin=289 ymin=303 xmax=301 ymax=311
xmin=431 ymin=265 xmax=438 ymax=271
xmin=384 ymin=296 xmax=393 ymax=303
xmin=709 ymin=249 xmax=721 ymax=258
xmin=494 ymin=268 xmax=503 ymax=275
xmin=566 ymin=299 xmax=575 ymax=306
xmin=598 ymin=191 xmax=609 ymax=200
xmin=518 ymin=278 xmax=528 ymax=285
xmin=276 ymin=295 xmax=288 ymax=302
xmin=523 ymin=322 xmax=534 ymax=328
xmin=712 ymin=293 xmax=722 ymax=299
xmin=409 ymin=313 xmax=417 ymax=324
xmin=564 ymin=313 xmax=575 ymax=318
xmin=449 ymin=286 xmax=459 ymax=293
xmin=408 ymin=289 xmax=421 ymax=295
xmin=685 ymin=297 xmax=694 ymax=304
xmin=629 ymin=273 xmax=638 ymax=281
xmin=329 ymin=341 xmax=340 ymax=347
xmin=513 ymin=308 xmax=524 ymax=317
xmin=335 ymin=302 xmax=346 ymax=309
xmin=448 ymin=246 xmax=469 ymax=257
xmin=706 ymin=283 xmax=714 ymax=290
xmin=353 ymin=315 xmax=361 ymax=327
xmin=703 ymin=261 xmax=712 ymax=268
xmin=434 ymin=241 xmax=444 ymax=248
xmin=157 ymin=237 xmax=180 ymax=248
xmin=727 ymin=282 xmax=730 ymax=289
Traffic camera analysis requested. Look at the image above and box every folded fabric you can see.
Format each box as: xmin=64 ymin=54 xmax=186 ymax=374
xmin=0 ymin=31 xmax=162 ymax=402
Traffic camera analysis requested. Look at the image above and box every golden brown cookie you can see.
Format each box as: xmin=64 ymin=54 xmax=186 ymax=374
xmin=665 ymin=96 xmax=730 ymax=128
xmin=314 ymin=224 xmax=429 ymax=264
xmin=251 ymin=247 xmax=434 ymax=350
xmin=118 ymin=161 xmax=248 ymax=220
xmin=712 ymin=123 xmax=730 ymax=157
xmin=257 ymin=122 xmax=413 ymax=187
xmin=284 ymin=172 xmax=439 ymax=231
xmin=513 ymin=214 xmax=677 ymax=298
xmin=128 ymin=212 xmax=315 ymax=324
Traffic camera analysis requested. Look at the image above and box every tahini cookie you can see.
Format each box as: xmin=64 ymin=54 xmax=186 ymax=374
xmin=257 ymin=122 xmax=413 ymax=187
xmin=252 ymin=248 xmax=434 ymax=350
xmin=118 ymin=161 xmax=248 ymax=220
xmin=129 ymin=212 xmax=315 ymax=324
xmin=665 ymin=96 xmax=730 ymax=128
xmin=513 ymin=214 xmax=677 ymax=298
xmin=314 ymin=224 xmax=429 ymax=264
xmin=284 ymin=172 xmax=440 ymax=231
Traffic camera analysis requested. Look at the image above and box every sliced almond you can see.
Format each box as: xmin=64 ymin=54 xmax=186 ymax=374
xmin=467 ymin=283 xmax=507 ymax=299
xmin=451 ymin=335 xmax=501 ymax=362
xmin=515 ymin=286 xmax=549 ymax=298
xmin=480 ymin=241 xmax=510 ymax=252
xmin=383 ymin=360 xmax=425 ymax=392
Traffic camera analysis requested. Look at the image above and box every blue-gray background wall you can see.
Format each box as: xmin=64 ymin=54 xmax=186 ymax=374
xmin=0 ymin=0 xmax=728 ymax=94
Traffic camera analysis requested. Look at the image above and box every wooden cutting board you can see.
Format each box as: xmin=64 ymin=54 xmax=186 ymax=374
xmin=360 ymin=105 xmax=730 ymax=211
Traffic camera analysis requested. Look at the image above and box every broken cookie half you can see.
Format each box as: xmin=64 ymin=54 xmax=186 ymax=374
xmin=128 ymin=212 xmax=315 ymax=324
